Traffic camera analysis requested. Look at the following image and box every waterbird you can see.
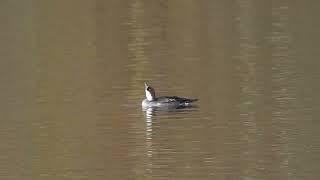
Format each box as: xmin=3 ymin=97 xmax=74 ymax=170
xmin=142 ymin=82 xmax=198 ymax=108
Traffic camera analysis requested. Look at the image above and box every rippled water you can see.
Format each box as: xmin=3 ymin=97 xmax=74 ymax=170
xmin=1 ymin=1 xmax=320 ymax=179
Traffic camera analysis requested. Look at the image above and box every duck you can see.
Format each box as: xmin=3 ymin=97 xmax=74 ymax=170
xmin=142 ymin=82 xmax=198 ymax=108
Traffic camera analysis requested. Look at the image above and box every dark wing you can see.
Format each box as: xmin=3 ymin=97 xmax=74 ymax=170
xmin=156 ymin=96 xmax=198 ymax=104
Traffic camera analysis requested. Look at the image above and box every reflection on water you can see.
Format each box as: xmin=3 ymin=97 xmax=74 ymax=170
xmin=143 ymin=106 xmax=200 ymax=178
xmin=145 ymin=108 xmax=153 ymax=175
xmin=1 ymin=1 xmax=320 ymax=180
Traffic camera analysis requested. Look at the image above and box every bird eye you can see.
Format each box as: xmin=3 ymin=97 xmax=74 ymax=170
xmin=147 ymin=87 xmax=151 ymax=91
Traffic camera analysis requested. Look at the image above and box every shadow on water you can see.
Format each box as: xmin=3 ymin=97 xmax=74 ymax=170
xmin=142 ymin=105 xmax=199 ymax=120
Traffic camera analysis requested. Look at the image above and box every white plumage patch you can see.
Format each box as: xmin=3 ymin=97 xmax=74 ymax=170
xmin=146 ymin=90 xmax=154 ymax=101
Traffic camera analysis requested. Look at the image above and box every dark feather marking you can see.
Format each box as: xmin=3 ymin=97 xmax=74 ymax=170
xmin=155 ymin=96 xmax=198 ymax=104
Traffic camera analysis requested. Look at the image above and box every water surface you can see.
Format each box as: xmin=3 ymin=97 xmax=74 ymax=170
xmin=1 ymin=1 xmax=320 ymax=179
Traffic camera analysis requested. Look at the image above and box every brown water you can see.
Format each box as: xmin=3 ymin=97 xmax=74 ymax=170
xmin=1 ymin=1 xmax=320 ymax=179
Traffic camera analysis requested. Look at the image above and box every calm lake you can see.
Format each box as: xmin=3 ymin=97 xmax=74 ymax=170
xmin=1 ymin=1 xmax=320 ymax=179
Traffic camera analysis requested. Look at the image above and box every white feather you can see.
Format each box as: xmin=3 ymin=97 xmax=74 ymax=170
xmin=146 ymin=90 xmax=154 ymax=101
